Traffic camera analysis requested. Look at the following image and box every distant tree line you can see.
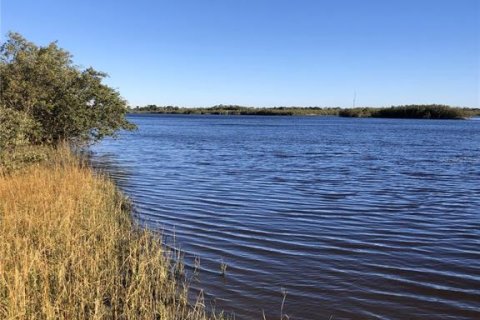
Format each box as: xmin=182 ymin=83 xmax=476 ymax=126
xmin=131 ymin=104 xmax=479 ymax=119
xmin=131 ymin=105 xmax=342 ymax=116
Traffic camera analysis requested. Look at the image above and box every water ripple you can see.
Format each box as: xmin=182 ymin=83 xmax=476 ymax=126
xmin=92 ymin=115 xmax=480 ymax=320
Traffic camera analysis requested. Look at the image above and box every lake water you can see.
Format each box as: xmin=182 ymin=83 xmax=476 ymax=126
xmin=91 ymin=115 xmax=480 ymax=320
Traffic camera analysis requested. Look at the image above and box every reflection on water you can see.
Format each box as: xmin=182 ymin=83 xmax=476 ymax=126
xmin=91 ymin=115 xmax=480 ymax=320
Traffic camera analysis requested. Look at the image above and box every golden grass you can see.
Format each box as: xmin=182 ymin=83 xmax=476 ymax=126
xmin=0 ymin=147 xmax=219 ymax=319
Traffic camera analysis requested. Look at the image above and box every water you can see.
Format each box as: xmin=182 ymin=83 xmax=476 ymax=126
xmin=91 ymin=115 xmax=480 ymax=320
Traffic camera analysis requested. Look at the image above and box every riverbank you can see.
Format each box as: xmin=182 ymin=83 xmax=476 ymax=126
xmin=0 ymin=147 xmax=219 ymax=320
xmin=130 ymin=104 xmax=480 ymax=119
xmin=131 ymin=105 xmax=341 ymax=116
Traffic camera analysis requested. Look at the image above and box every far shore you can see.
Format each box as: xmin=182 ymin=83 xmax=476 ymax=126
xmin=130 ymin=104 xmax=480 ymax=120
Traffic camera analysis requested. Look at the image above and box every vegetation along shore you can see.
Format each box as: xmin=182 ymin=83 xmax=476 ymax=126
xmin=131 ymin=104 xmax=480 ymax=119
xmin=0 ymin=33 xmax=221 ymax=319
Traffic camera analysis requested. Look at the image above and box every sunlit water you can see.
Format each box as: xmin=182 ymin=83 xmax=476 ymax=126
xmin=91 ymin=115 xmax=480 ymax=320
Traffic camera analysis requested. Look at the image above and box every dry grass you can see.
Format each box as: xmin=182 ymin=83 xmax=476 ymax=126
xmin=0 ymin=147 xmax=220 ymax=320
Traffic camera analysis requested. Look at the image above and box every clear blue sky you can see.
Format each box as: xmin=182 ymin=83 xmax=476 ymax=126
xmin=2 ymin=0 xmax=479 ymax=107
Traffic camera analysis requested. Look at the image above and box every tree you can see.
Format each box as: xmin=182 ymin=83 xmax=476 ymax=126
xmin=0 ymin=32 xmax=135 ymax=146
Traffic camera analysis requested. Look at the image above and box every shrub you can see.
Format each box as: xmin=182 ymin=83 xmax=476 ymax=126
xmin=0 ymin=107 xmax=38 ymax=150
xmin=0 ymin=32 xmax=135 ymax=146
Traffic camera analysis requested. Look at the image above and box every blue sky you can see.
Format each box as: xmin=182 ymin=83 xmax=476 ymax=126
xmin=2 ymin=0 xmax=479 ymax=107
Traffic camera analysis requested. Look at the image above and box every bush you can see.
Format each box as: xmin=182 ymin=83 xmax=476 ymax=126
xmin=0 ymin=32 xmax=135 ymax=146
xmin=0 ymin=107 xmax=38 ymax=150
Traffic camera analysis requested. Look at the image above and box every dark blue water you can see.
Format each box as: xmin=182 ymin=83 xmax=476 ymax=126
xmin=91 ymin=115 xmax=480 ymax=320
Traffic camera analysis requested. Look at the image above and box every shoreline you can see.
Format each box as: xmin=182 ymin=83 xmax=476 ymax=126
xmin=0 ymin=146 xmax=220 ymax=319
xmin=129 ymin=111 xmax=473 ymax=120
xmin=129 ymin=105 xmax=479 ymax=120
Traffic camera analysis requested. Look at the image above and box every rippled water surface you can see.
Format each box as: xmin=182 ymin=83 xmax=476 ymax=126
xmin=91 ymin=115 xmax=480 ymax=319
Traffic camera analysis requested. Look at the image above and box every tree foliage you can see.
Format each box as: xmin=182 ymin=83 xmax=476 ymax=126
xmin=0 ymin=107 xmax=38 ymax=150
xmin=0 ymin=32 xmax=135 ymax=147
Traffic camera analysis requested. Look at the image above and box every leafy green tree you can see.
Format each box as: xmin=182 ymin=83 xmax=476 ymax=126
xmin=0 ymin=32 xmax=135 ymax=146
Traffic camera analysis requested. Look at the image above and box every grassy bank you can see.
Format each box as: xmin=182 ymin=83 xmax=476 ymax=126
xmin=0 ymin=147 xmax=218 ymax=320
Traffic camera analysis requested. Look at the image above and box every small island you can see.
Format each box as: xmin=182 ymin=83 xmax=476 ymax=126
xmin=131 ymin=104 xmax=480 ymax=119
xmin=338 ymin=105 xmax=479 ymax=119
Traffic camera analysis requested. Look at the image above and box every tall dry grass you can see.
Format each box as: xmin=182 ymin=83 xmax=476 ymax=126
xmin=0 ymin=147 xmax=219 ymax=319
